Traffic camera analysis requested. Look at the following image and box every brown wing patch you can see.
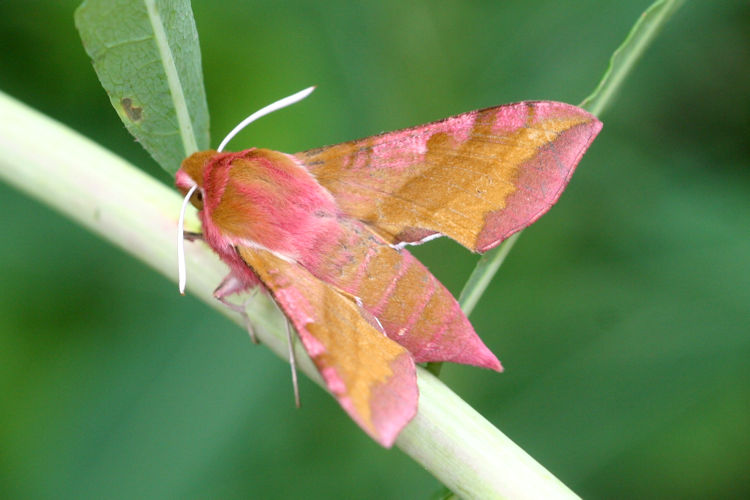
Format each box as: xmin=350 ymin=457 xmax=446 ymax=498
xmin=293 ymin=217 xmax=502 ymax=370
xmin=238 ymin=246 xmax=417 ymax=447
xmin=296 ymin=101 xmax=601 ymax=252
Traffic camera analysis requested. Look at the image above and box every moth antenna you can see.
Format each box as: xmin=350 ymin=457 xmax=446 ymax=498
xmin=178 ymin=184 xmax=198 ymax=294
xmin=217 ymin=86 xmax=316 ymax=152
xmin=286 ymin=319 xmax=301 ymax=408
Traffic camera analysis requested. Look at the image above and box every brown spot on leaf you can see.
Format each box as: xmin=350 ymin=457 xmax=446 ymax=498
xmin=120 ymin=97 xmax=142 ymax=122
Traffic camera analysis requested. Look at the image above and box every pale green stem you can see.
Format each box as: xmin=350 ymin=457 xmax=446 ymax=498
xmin=459 ymin=232 xmax=521 ymax=316
xmin=581 ymin=0 xmax=686 ymax=116
xmin=0 ymin=90 xmax=579 ymax=499
xmin=457 ymin=0 xmax=685 ymax=316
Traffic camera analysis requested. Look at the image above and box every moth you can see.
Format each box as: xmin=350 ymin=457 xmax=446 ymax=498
xmin=176 ymin=88 xmax=601 ymax=447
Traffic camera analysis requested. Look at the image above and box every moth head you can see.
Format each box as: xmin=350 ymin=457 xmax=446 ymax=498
xmin=176 ymin=150 xmax=218 ymax=210
xmin=175 ymin=86 xmax=315 ymax=295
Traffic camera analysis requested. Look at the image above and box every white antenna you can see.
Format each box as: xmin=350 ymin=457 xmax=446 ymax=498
xmin=178 ymin=86 xmax=315 ymax=294
xmin=177 ymin=184 xmax=198 ymax=294
xmin=217 ymin=86 xmax=315 ymax=152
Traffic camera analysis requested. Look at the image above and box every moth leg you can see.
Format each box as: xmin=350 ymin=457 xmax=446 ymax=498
xmin=285 ymin=319 xmax=301 ymax=408
xmin=265 ymin=297 xmax=301 ymax=407
xmin=182 ymin=230 xmax=203 ymax=242
xmin=214 ymin=273 xmax=258 ymax=344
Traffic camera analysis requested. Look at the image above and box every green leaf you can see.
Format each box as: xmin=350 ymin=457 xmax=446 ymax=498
xmin=75 ymin=0 xmax=209 ymax=174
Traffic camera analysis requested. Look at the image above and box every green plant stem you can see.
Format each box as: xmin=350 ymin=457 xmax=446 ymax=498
xmin=459 ymin=232 xmax=521 ymax=317
xmin=427 ymin=230 xmax=521 ymax=378
xmin=0 ymin=90 xmax=579 ymax=500
xmin=457 ymin=0 xmax=685 ymax=317
xmin=581 ymin=0 xmax=686 ymax=116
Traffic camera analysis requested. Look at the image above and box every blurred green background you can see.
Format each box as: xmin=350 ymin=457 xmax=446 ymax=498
xmin=1 ymin=1 xmax=748 ymax=498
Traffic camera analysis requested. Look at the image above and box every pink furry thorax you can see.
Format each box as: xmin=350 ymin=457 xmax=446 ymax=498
xmin=196 ymin=149 xmax=344 ymax=274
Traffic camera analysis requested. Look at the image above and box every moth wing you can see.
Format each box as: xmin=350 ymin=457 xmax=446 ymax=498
xmin=297 ymin=217 xmax=502 ymax=371
xmin=295 ymin=101 xmax=601 ymax=252
xmin=237 ymin=246 xmax=417 ymax=448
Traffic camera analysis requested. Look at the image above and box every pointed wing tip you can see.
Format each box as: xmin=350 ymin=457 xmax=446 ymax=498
xmin=371 ymin=408 xmax=416 ymax=448
xmin=535 ymin=100 xmax=603 ymax=138
xmin=350 ymin=390 xmax=417 ymax=449
xmin=463 ymin=339 xmax=504 ymax=372
xmin=364 ymin=351 xmax=419 ymax=448
xmin=479 ymin=352 xmax=504 ymax=372
xmin=366 ymin=416 xmax=414 ymax=449
xmin=373 ymin=424 xmax=405 ymax=449
xmin=584 ymin=112 xmax=604 ymax=136
xmin=571 ymin=105 xmax=603 ymax=143
xmin=424 ymin=343 xmax=503 ymax=373
xmin=456 ymin=330 xmax=504 ymax=372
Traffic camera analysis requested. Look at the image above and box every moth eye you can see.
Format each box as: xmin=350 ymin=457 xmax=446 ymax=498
xmin=195 ymin=191 xmax=203 ymax=202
